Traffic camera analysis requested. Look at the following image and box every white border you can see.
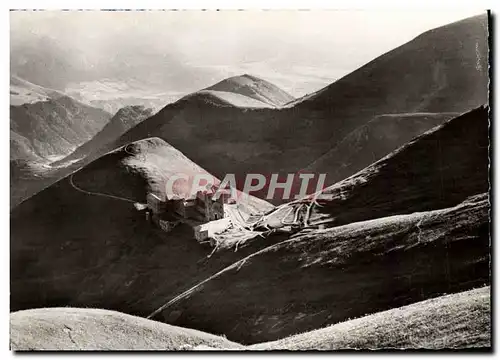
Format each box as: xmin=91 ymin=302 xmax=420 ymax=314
xmin=2 ymin=1 xmax=498 ymax=359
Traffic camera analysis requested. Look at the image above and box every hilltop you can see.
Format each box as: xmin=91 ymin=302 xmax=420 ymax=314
xmin=204 ymin=74 xmax=295 ymax=107
xmin=54 ymin=105 xmax=155 ymax=166
xmin=291 ymin=14 xmax=488 ymax=111
xmin=11 ymin=137 xmax=272 ymax=316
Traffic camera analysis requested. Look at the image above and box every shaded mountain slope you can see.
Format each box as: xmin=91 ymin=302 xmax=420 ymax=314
xmin=109 ymin=15 xmax=488 ymax=203
xmin=10 ymin=307 xmax=243 ymax=351
xmin=144 ymin=107 xmax=490 ymax=344
xmin=153 ymin=193 xmax=490 ymax=344
xmin=10 ymin=138 xmax=272 ymax=316
xmin=54 ymin=105 xmax=154 ymax=165
xmin=10 ymin=77 xmax=113 ymax=207
xmin=11 ymin=287 xmax=490 ymax=350
xmin=251 ymin=286 xmax=491 ymax=350
xmin=204 ymin=74 xmax=294 ymax=107
xmin=10 ymin=131 xmax=42 ymax=163
xmin=292 ymin=14 xmax=488 ymax=111
xmin=10 ymin=92 xmax=111 ymax=162
xmin=186 ymin=90 xmax=274 ymax=108
xmin=302 ymin=105 xmax=489 ymax=228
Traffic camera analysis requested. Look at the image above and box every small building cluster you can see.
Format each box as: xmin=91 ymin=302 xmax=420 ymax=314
xmin=144 ymin=188 xmax=235 ymax=243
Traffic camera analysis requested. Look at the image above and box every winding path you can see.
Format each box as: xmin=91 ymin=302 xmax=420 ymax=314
xmin=69 ymin=173 xmax=137 ymax=204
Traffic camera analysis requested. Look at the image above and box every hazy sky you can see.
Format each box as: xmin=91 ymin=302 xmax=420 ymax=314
xmin=10 ymin=10 xmax=486 ymax=96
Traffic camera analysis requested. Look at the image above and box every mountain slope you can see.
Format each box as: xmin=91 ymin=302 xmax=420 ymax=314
xmin=151 ymin=193 xmax=490 ymax=344
xmin=303 ymin=112 xmax=459 ymax=181
xmin=204 ymin=74 xmax=294 ymax=107
xmin=55 ymin=105 xmax=154 ymax=165
xmin=292 ymin=14 xmax=488 ymax=111
xmin=251 ymin=286 xmax=491 ymax=350
xmin=10 ymin=76 xmax=114 ymax=207
xmin=10 ymin=81 xmax=112 ymax=162
xmin=10 ymin=137 xmax=272 ymax=315
xmin=302 ymin=105 xmax=490 ymax=228
xmin=10 ymin=307 xmax=243 ymax=351
xmin=11 ymin=287 xmax=490 ymax=350
xmin=145 ymin=107 xmax=490 ymax=344
xmin=185 ymin=90 xmax=274 ymax=108
xmin=110 ymin=15 xmax=488 ymax=203
xmin=10 ymin=75 xmax=66 ymax=106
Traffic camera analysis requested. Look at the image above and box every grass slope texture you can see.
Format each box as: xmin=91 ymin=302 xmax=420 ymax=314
xmin=10 ymin=137 xmax=273 ymax=317
xmin=203 ymin=74 xmax=295 ymax=107
xmin=11 ymin=105 xmax=154 ymax=209
xmin=10 ymin=287 xmax=490 ymax=350
xmin=10 ymin=75 xmax=66 ymax=106
xmin=251 ymin=286 xmax=490 ymax=350
xmin=10 ymin=307 xmax=243 ymax=351
xmin=55 ymin=105 xmax=155 ymax=165
xmin=303 ymin=105 xmax=490 ymax=228
xmin=148 ymin=107 xmax=490 ymax=344
xmin=109 ymin=14 xmax=488 ymax=203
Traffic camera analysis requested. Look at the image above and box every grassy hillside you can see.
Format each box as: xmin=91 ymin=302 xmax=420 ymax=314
xmin=107 ymin=15 xmax=487 ymax=204
xmin=251 ymin=286 xmax=491 ymax=350
xmin=10 ymin=307 xmax=243 ymax=351
xmin=10 ymin=75 xmax=65 ymax=106
xmin=204 ymin=74 xmax=294 ymax=107
xmin=53 ymin=105 xmax=154 ymax=165
xmin=10 ymin=77 xmax=111 ymax=162
xmin=143 ymin=108 xmax=490 ymax=344
xmin=11 ymin=287 xmax=489 ymax=350
xmin=10 ymin=138 xmax=273 ymax=316
xmin=303 ymin=112 xmax=459 ymax=183
xmin=153 ymin=193 xmax=490 ymax=344
xmin=294 ymin=14 xmax=488 ymax=112
xmin=11 ymin=106 xmax=154 ymax=209
xmin=303 ymin=105 xmax=489 ymax=228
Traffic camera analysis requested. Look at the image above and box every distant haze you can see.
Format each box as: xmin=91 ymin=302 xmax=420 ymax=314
xmin=10 ymin=10 xmax=485 ymax=97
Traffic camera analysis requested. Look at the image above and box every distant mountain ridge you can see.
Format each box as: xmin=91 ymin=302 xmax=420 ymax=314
xmin=10 ymin=76 xmax=112 ymax=162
